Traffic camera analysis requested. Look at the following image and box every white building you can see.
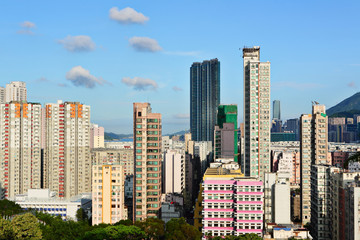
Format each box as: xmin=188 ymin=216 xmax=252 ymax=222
xmin=348 ymin=161 xmax=360 ymax=172
xmin=264 ymin=172 xmax=291 ymax=224
xmin=163 ymin=150 xmax=184 ymax=194
xmin=104 ymin=141 xmax=133 ymax=149
xmin=90 ymin=124 xmax=104 ymax=148
xmin=43 ymin=100 xmax=91 ymax=198
xmin=0 ymin=87 xmax=5 ymax=104
xmin=242 ymin=46 xmax=271 ymax=178
xmin=15 ymin=189 xmax=91 ymax=221
xmin=5 ymin=81 xmax=27 ymax=103
xmin=0 ymin=102 xmax=42 ymax=199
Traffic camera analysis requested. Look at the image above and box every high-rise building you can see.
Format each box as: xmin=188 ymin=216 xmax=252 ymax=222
xmin=5 ymin=81 xmax=27 ymax=103
xmin=90 ymin=124 xmax=105 ymax=148
xmin=0 ymin=102 xmax=42 ymax=199
xmin=242 ymin=46 xmax=271 ymax=178
xmin=0 ymin=87 xmax=5 ymax=104
xmin=92 ymin=164 xmax=127 ymax=225
xmin=163 ymin=150 xmax=184 ymax=194
xmin=300 ymin=104 xmax=328 ymax=224
xmin=284 ymin=118 xmax=300 ymax=140
xmin=190 ymin=59 xmax=220 ymax=142
xmin=43 ymin=100 xmax=91 ymax=198
xmin=273 ymin=100 xmax=281 ymax=120
xmin=214 ymin=104 xmax=238 ymax=161
xmin=133 ymin=103 xmax=162 ymax=221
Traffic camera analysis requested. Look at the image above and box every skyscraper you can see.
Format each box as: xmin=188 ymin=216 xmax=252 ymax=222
xmin=190 ymin=59 xmax=220 ymax=142
xmin=242 ymin=46 xmax=271 ymax=178
xmin=300 ymin=104 xmax=328 ymax=224
xmin=0 ymin=102 xmax=42 ymax=199
xmin=43 ymin=100 xmax=91 ymax=198
xmin=214 ymin=104 xmax=238 ymax=161
xmin=133 ymin=103 xmax=162 ymax=221
xmin=273 ymin=100 xmax=281 ymax=120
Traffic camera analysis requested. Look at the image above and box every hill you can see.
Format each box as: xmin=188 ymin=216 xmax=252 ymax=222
xmin=104 ymin=129 xmax=190 ymax=141
xmin=327 ymin=92 xmax=360 ymax=117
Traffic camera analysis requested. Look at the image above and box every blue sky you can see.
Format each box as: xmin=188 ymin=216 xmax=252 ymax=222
xmin=0 ymin=0 xmax=359 ymax=134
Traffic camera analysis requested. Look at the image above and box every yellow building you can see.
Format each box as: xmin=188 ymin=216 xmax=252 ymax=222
xmin=92 ymin=165 xmax=127 ymax=225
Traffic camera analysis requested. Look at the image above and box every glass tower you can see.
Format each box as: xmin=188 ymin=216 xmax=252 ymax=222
xmin=190 ymin=58 xmax=220 ymax=142
xmin=273 ymin=100 xmax=281 ymax=120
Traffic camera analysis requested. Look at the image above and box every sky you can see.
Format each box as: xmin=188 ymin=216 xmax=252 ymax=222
xmin=0 ymin=0 xmax=359 ymax=134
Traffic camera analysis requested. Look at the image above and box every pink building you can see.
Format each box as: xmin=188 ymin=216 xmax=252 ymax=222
xmin=201 ymin=167 xmax=263 ymax=238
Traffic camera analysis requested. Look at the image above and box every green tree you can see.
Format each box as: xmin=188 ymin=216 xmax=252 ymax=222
xmin=134 ymin=218 xmax=165 ymax=239
xmin=114 ymin=219 xmax=134 ymax=226
xmin=0 ymin=218 xmax=13 ymax=240
xmin=82 ymin=224 xmax=146 ymax=240
xmin=0 ymin=200 xmax=23 ymax=219
xmin=10 ymin=213 xmax=42 ymax=240
xmin=165 ymin=218 xmax=201 ymax=240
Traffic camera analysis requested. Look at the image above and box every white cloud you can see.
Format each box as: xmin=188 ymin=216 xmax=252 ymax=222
xmin=58 ymin=35 xmax=96 ymax=52
xmin=129 ymin=37 xmax=162 ymax=52
xmin=172 ymin=86 xmax=183 ymax=91
xmin=17 ymin=21 xmax=36 ymax=35
xmin=122 ymin=77 xmax=158 ymax=90
xmin=66 ymin=66 xmax=105 ymax=88
xmin=21 ymin=21 xmax=36 ymax=28
xmin=109 ymin=7 xmax=149 ymax=24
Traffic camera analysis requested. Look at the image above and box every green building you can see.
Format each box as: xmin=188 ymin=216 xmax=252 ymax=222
xmin=214 ymin=105 xmax=239 ymax=162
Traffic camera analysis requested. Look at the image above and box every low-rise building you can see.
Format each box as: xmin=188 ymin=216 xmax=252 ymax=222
xmin=15 ymin=189 xmax=91 ymax=221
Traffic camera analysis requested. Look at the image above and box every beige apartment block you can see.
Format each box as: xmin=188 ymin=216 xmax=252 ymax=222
xmin=0 ymin=102 xmax=42 ymax=199
xmin=91 ymin=148 xmax=134 ymax=176
xmin=90 ymin=124 xmax=104 ymax=148
xmin=92 ymin=165 xmax=127 ymax=225
xmin=5 ymin=81 xmax=27 ymax=103
xmin=43 ymin=100 xmax=91 ymax=198
xmin=133 ymin=103 xmax=162 ymax=221
xmin=243 ymin=46 xmax=271 ymax=178
xmin=300 ymin=104 xmax=328 ymax=225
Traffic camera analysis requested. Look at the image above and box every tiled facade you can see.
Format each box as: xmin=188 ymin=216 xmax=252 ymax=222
xmin=133 ymin=103 xmax=162 ymax=221
xmin=201 ymin=169 xmax=263 ymax=238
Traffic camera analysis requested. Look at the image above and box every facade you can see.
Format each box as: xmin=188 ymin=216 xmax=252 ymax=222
xmin=0 ymin=87 xmax=5 ymax=104
xmin=92 ymin=165 xmax=127 ymax=225
xmin=5 ymin=81 xmax=27 ymax=103
xmin=161 ymin=202 xmax=182 ymax=223
xmin=214 ymin=104 xmax=238 ymax=162
xmin=15 ymin=189 xmax=92 ymax=221
xmin=43 ymin=100 xmax=91 ymax=198
xmin=90 ymin=124 xmax=104 ymax=148
xmin=243 ymin=46 xmax=271 ymax=178
xmin=0 ymin=102 xmax=42 ymax=199
xmin=163 ymin=150 xmax=184 ymax=194
xmin=133 ymin=103 xmax=162 ymax=221
xmin=201 ymin=166 xmax=263 ymax=238
xmin=284 ymin=118 xmax=300 ymax=140
xmin=273 ymin=100 xmax=281 ymax=120
xmin=190 ymin=58 xmax=220 ymax=142
xmin=300 ymin=104 xmax=328 ymax=224
xmin=91 ymin=148 xmax=134 ymax=176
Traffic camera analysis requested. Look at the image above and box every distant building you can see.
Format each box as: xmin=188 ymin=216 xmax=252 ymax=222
xmin=92 ymin=165 xmax=127 ymax=225
xmin=271 ymin=132 xmax=296 ymax=142
xmin=15 ymin=189 xmax=92 ymax=221
xmin=90 ymin=124 xmax=104 ymax=148
xmin=214 ymin=104 xmax=238 ymax=162
xmin=161 ymin=202 xmax=182 ymax=223
xmin=273 ymin=100 xmax=281 ymax=120
xmin=284 ymin=118 xmax=300 ymax=141
xmin=5 ymin=81 xmax=27 ymax=103
xmin=190 ymin=59 xmax=220 ymax=142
